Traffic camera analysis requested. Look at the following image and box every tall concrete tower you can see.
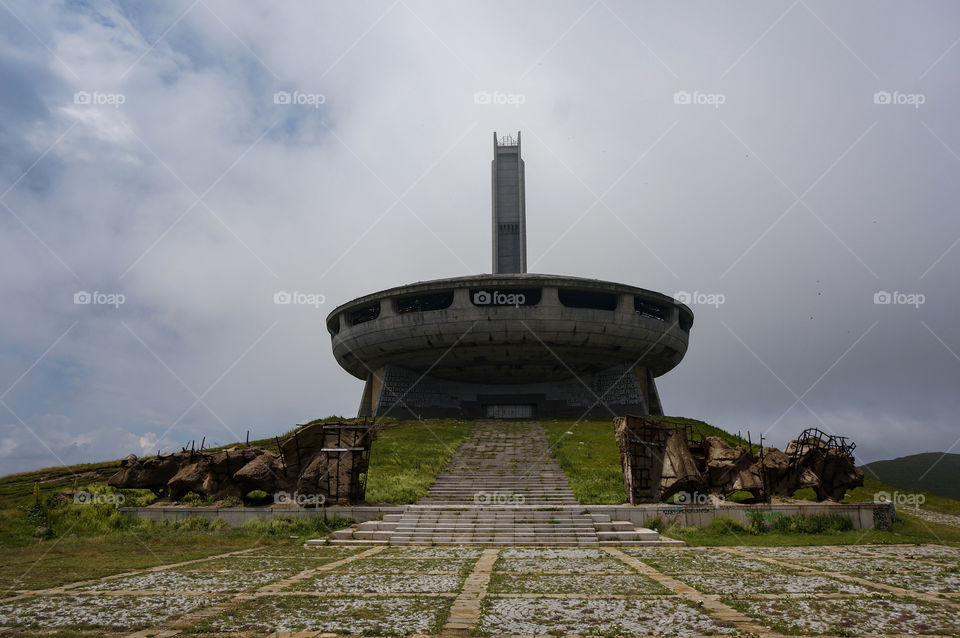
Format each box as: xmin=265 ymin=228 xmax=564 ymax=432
xmin=491 ymin=132 xmax=526 ymax=274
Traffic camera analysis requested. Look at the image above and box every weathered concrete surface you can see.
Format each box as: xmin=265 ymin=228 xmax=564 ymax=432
xmin=616 ymin=416 xmax=864 ymax=504
xmin=109 ymin=421 xmax=377 ymax=504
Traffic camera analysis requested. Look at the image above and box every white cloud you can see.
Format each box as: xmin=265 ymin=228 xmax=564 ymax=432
xmin=0 ymin=1 xmax=959 ymax=475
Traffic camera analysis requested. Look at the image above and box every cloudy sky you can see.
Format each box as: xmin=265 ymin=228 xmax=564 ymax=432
xmin=1 ymin=0 xmax=958 ymax=476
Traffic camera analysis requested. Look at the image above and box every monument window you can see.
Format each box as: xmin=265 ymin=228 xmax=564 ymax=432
xmin=394 ymin=291 xmax=454 ymax=314
xmin=558 ymin=288 xmax=618 ymax=311
xmin=634 ymin=297 xmax=668 ymax=321
xmin=348 ymin=302 xmax=380 ymax=325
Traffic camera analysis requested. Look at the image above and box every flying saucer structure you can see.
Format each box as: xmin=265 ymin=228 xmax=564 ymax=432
xmin=327 ymin=132 xmax=693 ymax=419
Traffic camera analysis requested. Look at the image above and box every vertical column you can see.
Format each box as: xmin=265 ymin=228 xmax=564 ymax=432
xmin=491 ymin=131 xmax=526 ymax=274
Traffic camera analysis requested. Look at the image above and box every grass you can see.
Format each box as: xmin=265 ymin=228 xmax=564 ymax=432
xmin=0 ymin=417 xmax=469 ymax=591
xmin=364 ymin=419 xmax=473 ymax=504
xmin=541 ymin=416 xmax=758 ymax=504
xmin=541 ymin=419 xmax=627 ymax=504
xmin=862 ymin=452 xmax=960 ymax=501
xmin=666 ymin=512 xmax=960 ymax=547
xmin=843 ymin=477 xmax=960 ymax=515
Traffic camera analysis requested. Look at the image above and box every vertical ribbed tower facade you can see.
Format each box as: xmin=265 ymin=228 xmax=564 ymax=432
xmin=491 ymin=132 xmax=526 ymax=274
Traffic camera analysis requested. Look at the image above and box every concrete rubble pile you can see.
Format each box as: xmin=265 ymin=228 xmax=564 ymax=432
xmin=615 ymin=415 xmax=863 ymax=504
xmin=107 ymin=421 xmax=379 ymax=505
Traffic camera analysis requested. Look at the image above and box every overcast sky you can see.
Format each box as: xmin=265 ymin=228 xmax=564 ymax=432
xmin=1 ymin=0 xmax=959 ymax=476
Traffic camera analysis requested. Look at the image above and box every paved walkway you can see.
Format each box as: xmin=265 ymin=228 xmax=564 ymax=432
xmin=1 ymin=543 xmax=959 ymax=635
xmin=332 ymin=420 xmax=662 ymax=545
xmin=418 ymin=420 xmax=577 ymax=505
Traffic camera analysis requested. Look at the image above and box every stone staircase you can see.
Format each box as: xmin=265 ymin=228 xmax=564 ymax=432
xmin=321 ymin=420 xmax=679 ymax=547
xmin=326 ymin=508 xmax=669 ymax=546
xmin=416 ymin=420 xmax=577 ymax=505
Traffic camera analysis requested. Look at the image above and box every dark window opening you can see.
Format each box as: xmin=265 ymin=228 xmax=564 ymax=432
xmin=498 ymin=222 xmax=520 ymax=234
xmin=634 ymin=297 xmax=668 ymax=322
xmin=558 ymin=288 xmax=618 ymax=311
xmin=349 ymin=303 xmax=380 ymax=325
xmin=394 ymin=291 xmax=454 ymax=314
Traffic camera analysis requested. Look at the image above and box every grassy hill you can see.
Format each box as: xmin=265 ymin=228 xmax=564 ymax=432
xmin=4 ymin=416 xmax=960 ymax=553
xmin=861 ymin=452 xmax=960 ymax=501
xmin=542 ymin=416 xmax=759 ymax=504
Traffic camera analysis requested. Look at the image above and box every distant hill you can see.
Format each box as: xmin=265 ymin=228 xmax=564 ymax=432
xmin=862 ymin=453 xmax=960 ymax=501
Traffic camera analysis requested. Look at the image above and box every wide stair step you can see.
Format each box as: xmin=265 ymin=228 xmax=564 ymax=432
xmin=321 ymin=420 xmax=682 ymax=546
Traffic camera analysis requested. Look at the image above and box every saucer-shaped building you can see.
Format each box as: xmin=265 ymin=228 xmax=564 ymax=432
xmin=327 ymin=133 xmax=692 ymax=419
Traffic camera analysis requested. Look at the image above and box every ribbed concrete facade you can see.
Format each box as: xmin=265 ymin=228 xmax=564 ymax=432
xmin=327 ymin=274 xmax=689 ymax=418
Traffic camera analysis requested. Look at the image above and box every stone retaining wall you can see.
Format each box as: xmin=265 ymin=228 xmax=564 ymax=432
xmin=120 ymin=502 xmax=890 ymax=530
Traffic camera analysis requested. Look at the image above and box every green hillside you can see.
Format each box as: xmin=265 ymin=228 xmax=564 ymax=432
xmin=862 ymin=453 xmax=960 ymax=501
xmin=542 ymin=416 xmax=759 ymax=504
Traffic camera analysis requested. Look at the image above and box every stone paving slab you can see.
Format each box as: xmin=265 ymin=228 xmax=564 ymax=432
xmin=6 ymin=543 xmax=960 ymax=636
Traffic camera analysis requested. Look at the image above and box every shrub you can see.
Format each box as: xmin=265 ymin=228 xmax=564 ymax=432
xmin=244 ymin=490 xmax=272 ymax=506
xmin=706 ymin=516 xmax=749 ymax=535
xmin=761 ymin=512 xmax=855 ymax=534
xmin=179 ymin=492 xmax=209 ymax=506
xmin=644 ymin=516 xmax=665 ymax=532
xmin=239 ymin=515 xmax=353 ymax=537
xmin=746 ymin=510 xmax=768 ymax=534
xmin=175 ymin=516 xmax=214 ymax=531
xmin=215 ymin=496 xmax=243 ymax=508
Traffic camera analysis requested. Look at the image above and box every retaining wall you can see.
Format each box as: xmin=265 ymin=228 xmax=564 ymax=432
xmin=120 ymin=502 xmax=891 ymax=530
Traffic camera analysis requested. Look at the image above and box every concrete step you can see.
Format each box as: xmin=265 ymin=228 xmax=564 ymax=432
xmin=352 ymin=530 xmax=396 ymax=541
xmin=597 ymin=528 xmax=660 ymax=542
xmin=594 ymin=521 xmax=636 ymax=531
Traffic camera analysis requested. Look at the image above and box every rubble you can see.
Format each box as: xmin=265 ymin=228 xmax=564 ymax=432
xmin=614 ymin=416 xmax=863 ymax=504
xmin=107 ymin=421 xmax=379 ymax=505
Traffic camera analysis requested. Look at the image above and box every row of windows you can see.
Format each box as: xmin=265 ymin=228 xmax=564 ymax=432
xmin=329 ymin=289 xmax=689 ymax=334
